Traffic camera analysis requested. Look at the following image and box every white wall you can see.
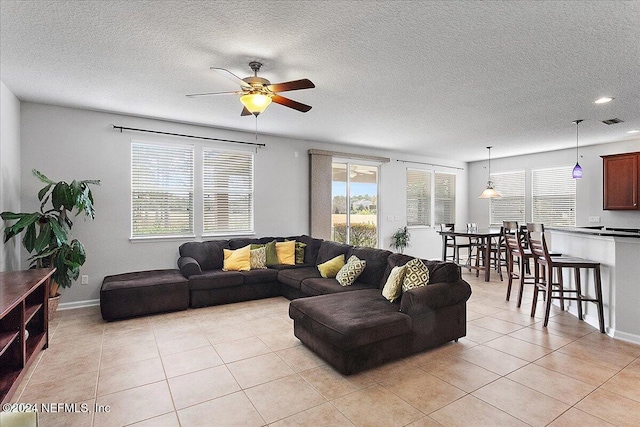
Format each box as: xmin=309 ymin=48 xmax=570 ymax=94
xmin=468 ymin=139 xmax=640 ymax=228
xmin=20 ymin=102 xmax=468 ymax=304
xmin=0 ymin=81 xmax=21 ymax=271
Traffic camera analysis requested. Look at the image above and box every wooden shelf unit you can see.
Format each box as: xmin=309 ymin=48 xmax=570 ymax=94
xmin=0 ymin=268 xmax=54 ymax=404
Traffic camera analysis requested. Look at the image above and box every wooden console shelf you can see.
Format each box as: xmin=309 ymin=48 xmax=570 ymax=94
xmin=0 ymin=268 xmax=54 ymax=404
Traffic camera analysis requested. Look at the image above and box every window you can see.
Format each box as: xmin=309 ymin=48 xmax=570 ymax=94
xmin=407 ymin=169 xmax=431 ymax=226
xmin=490 ymin=171 xmax=525 ymax=226
xmin=406 ymin=170 xmax=456 ymax=226
xmin=532 ymin=166 xmax=576 ymax=226
xmin=434 ymin=172 xmax=456 ymax=224
xmin=131 ymin=142 xmax=194 ymax=238
xmin=203 ymin=149 xmax=254 ymax=235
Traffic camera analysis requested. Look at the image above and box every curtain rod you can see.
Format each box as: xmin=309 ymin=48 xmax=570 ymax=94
xmin=396 ymin=159 xmax=464 ymax=170
xmin=111 ymin=125 xmax=266 ymax=148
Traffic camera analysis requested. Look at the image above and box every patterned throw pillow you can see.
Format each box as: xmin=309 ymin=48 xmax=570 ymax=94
xmin=382 ymin=265 xmax=407 ymax=302
xmin=250 ymin=247 xmax=267 ymax=269
xmin=402 ymin=258 xmax=430 ymax=292
xmin=336 ymin=255 xmax=367 ymax=286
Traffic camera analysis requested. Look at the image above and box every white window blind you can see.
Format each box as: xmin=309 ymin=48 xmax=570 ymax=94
xmin=490 ymin=171 xmax=525 ymax=226
xmin=203 ymin=150 xmax=254 ymax=235
xmin=435 ymin=172 xmax=456 ymax=224
xmin=532 ymin=166 xmax=576 ymax=226
xmin=407 ymin=169 xmax=431 ymax=226
xmin=131 ymin=142 xmax=194 ymax=237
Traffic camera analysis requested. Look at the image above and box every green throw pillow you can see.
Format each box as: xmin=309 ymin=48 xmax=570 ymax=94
xmin=250 ymin=244 xmax=265 ymax=250
xmin=286 ymin=239 xmax=307 ymax=264
xmin=336 ymin=255 xmax=366 ymax=286
xmin=317 ymin=254 xmax=345 ymax=278
xmin=402 ymin=258 xmax=430 ymax=292
xmin=264 ymin=240 xmax=279 ymax=266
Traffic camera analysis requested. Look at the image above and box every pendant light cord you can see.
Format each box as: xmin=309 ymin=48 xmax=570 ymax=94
xmin=573 ymin=119 xmax=583 ymax=163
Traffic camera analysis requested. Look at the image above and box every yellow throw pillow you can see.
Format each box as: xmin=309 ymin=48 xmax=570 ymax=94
xmin=317 ymin=254 xmax=345 ymax=278
xmin=223 ymin=245 xmax=251 ymax=271
xmin=275 ymin=241 xmax=296 ymax=265
xmin=382 ymin=265 xmax=407 ymax=302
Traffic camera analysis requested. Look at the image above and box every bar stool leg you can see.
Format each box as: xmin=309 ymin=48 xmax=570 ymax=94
xmin=506 ymin=253 xmax=514 ymax=301
xmin=517 ymin=255 xmax=526 ymax=308
xmin=557 ymin=267 xmax=565 ymax=311
xmin=574 ymin=267 xmax=583 ymax=320
xmin=594 ymin=266 xmax=605 ymax=333
xmin=544 ymin=266 xmax=554 ymax=326
xmin=531 ymin=261 xmax=540 ymax=318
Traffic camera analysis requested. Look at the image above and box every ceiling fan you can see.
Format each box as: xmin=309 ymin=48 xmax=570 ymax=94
xmin=187 ymin=61 xmax=315 ymax=116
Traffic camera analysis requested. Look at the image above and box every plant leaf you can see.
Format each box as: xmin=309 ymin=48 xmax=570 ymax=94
xmin=49 ymin=219 xmax=68 ymax=245
xmin=34 ymin=221 xmax=52 ymax=253
xmin=37 ymin=184 xmax=52 ymax=201
xmin=22 ymin=223 xmax=37 ymax=252
xmin=51 ymin=182 xmax=72 ymax=211
xmin=33 ymin=169 xmax=56 ymax=185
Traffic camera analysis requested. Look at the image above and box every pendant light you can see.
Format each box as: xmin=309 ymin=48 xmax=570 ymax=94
xmin=572 ymin=119 xmax=583 ymax=179
xmin=478 ymin=146 xmax=501 ymax=198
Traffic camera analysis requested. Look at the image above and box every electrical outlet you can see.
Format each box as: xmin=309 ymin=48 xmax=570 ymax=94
xmin=588 ymin=216 xmax=601 ymax=224
xmin=387 ymin=215 xmax=393 ymax=221
xmin=81 ymin=275 xmax=89 ymax=285
xmin=394 ymin=216 xmax=399 ymax=221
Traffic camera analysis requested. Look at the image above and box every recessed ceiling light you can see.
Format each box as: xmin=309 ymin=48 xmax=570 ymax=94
xmin=628 ymin=130 xmax=640 ymax=134
xmin=595 ymin=97 xmax=614 ymax=104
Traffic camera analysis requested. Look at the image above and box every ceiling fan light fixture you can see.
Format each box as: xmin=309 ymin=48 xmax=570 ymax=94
xmin=240 ymin=92 xmax=272 ymax=116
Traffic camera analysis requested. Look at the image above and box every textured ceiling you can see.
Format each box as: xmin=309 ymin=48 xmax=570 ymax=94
xmin=1 ymin=0 xmax=639 ymax=161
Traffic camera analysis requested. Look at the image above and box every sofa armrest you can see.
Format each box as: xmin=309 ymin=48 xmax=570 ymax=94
xmin=178 ymin=256 xmax=202 ymax=278
xmin=399 ymin=279 xmax=472 ymax=316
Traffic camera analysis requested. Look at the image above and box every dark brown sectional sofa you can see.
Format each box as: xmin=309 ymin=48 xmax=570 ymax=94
xmin=101 ymin=234 xmax=472 ymax=374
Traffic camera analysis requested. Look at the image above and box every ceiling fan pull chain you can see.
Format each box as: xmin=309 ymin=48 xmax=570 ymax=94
xmin=255 ymin=115 xmax=258 ymax=140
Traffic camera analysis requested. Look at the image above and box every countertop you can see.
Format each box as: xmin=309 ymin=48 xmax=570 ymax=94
xmin=547 ymin=227 xmax=640 ymax=239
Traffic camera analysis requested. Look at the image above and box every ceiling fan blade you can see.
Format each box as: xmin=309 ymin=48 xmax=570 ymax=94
xmin=241 ymin=107 xmax=252 ymax=116
xmin=267 ymin=79 xmax=315 ymax=93
xmin=271 ymin=94 xmax=312 ymax=112
xmin=186 ymin=90 xmax=241 ymax=97
xmin=211 ymin=67 xmax=252 ymax=89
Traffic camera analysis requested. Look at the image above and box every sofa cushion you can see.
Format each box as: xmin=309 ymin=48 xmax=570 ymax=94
xmin=223 ymin=245 xmax=251 ymax=271
xmin=381 ymin=253 xmax=460 ymax=286
xmin=239 ymin=269 xmax=279 ymax=285
xmin=278 ymin=266 xmax=321 ymax=290
xmin=229 ymin=238 xmax=263 ymax=249
xmin=179 ymin=240 xmax=229 ymax=271
xmin=188 ymin=270 xmax=244 ymax=290
xmin=336 ymin=255 xmax=366 ymax=286
xmin=318 ymin=254 xmax=345 ymax=278
xmin=402 ymin=258 xmax=430 ymax=291
xmin=289 ymin=289 xmax=412 ymax=350
xmin=289 ymin=235 xmax=324 ymax=265
xmin=300 ymin=277 xmax=374 ymax=296
xmin=347 ymin=247 xmax=392 ymax=288
xmin=316 ymin=241 xmax=351 ymax=265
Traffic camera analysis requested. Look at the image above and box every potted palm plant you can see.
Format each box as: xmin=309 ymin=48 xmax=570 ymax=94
xmin=390 ymin=226 xmax=411 ymax=254
xmin=1 ymin=170 xmax=100 ymax=316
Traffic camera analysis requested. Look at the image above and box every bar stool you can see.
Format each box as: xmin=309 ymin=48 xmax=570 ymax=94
xmin=440 ymin=223 xmax=471 ymax=266
xmin=503 ymin=225 xmax=534 ymax=307
xmin=528 ymin=233 xmax=605 ymax=333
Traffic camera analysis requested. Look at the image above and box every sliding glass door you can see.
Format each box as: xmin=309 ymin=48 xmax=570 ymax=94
xmin=331 ymin=162 xmax=379 ymax=247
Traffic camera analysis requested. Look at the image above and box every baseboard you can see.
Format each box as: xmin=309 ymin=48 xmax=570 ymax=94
xmin=611 ymin=330 xmax=640 ymax=345
xmin=58 ymin=299 xmax=100 ymax=311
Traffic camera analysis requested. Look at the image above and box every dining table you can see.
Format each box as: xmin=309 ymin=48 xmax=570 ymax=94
xmin=437 ymin=227 xmax=502 ymax=282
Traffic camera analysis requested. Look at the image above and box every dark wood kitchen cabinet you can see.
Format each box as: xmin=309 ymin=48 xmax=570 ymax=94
xmin=602 ymin=152 xmax=639 ymax=210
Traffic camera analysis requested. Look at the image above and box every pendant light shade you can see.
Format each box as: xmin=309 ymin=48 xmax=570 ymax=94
xmin=478 ymin=146 xmax=501 ymax=199
xmin=572 ymin=119 xmax=583 ymax=179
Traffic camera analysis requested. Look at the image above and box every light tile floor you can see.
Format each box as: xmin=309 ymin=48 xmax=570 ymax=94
xmin=10 ymin=270 xmax=640 ymax=426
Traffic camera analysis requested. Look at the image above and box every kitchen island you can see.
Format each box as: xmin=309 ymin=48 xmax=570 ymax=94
xmin=547 ymin=227 xmax=640 ymax=344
